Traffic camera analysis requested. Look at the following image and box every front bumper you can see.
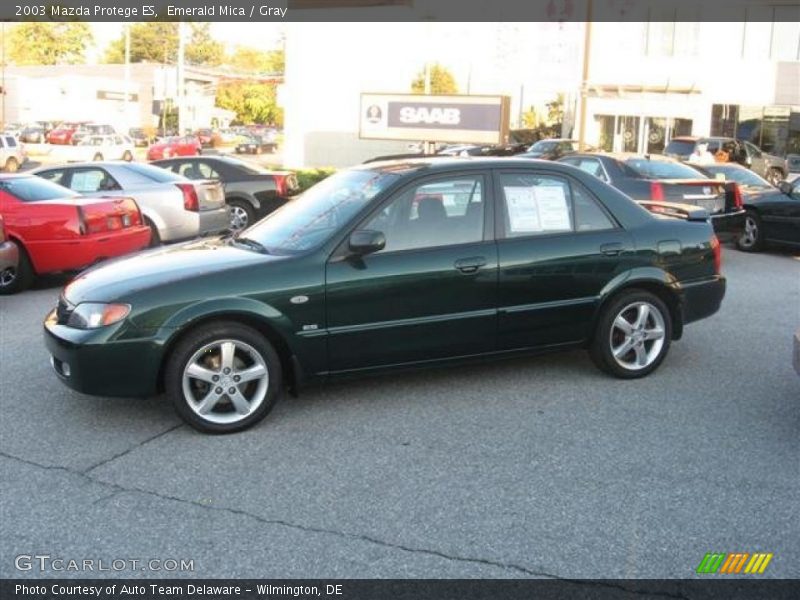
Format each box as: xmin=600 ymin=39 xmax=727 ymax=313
xmin=0 ymin=240 xmax=19 ymax=272
xmin=677 ymin=275 xmax=726 ymax=325
xmin=711 ymin=210 xmax=745 ymax=241
xmin=44 ymin=311 xmax=164 ymax=397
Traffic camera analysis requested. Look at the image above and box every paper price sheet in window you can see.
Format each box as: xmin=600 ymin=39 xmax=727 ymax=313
xmin=505 ymin=185 xmax=572 ymax=234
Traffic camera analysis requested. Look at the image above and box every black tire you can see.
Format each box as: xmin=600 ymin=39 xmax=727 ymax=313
xmin=735 ymin=210 xmax=763 ymax=252
xmin=122 ymin=150 xmax=133 ymax=162
xmin=0 ymin=240 xmax=34 ymax=295
xmin=164 ymin=321 xmax=282 ymax=433
xmin=765 ymin=168 xmax=784 ymax=187
xmin=4 ymin=157 xmax=18 ymax=173
xmin=590 ymin=289 xmax=672 ymax=379
xmin=144 ymin=217 xmax=161 ymax=247
xmin=227 ymin=198 xmax=256 ymax=232
xmin=93 ymin=153 xmax=103 ymax=162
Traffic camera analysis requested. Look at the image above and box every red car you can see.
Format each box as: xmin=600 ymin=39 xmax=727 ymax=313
xmin=0 ymin=175 xmax=151 ymax=294
xmin=146 ymin=136 xmax=202 ymax=161
xmin=47 ymin=122 xmax=87 ymax=146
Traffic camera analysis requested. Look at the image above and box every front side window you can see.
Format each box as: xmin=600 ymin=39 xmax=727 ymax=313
xmin=362 ymin=176 xmax=484 ymax=253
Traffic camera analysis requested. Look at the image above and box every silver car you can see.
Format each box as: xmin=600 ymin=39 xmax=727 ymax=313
xmin=32 ymin=162 xmax=230 ymax=244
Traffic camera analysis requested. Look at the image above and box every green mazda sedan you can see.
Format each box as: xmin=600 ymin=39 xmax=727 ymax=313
xmin=44 ymin=158 xmax=725 ymax=433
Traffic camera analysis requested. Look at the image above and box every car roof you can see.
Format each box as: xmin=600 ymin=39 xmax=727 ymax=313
xmin=568 ymin=152 xmax=679 ymax=163
xmin=353 ymin=156 xmax=572 ymax=175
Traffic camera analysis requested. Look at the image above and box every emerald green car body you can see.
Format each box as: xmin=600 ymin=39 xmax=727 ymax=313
xmin=44 ymin=158 xmax=725 ymax=398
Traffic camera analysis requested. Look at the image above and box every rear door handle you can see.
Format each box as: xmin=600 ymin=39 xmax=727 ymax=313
xmin=600 ymin=242 xmax=624 ymax=256
xmin=454 ymin=256 xmax=487 ymax=274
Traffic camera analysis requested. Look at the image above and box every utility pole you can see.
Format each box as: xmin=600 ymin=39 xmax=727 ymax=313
xmin=177 ymin=22 xmax=186 ymax=135
xmin=124 ymin=24 xmax=131 ymax=130
xmin=1 ymin=22 xmax=6 ymax=130
xmin=577 ymin=0 xmax=593 ymax=151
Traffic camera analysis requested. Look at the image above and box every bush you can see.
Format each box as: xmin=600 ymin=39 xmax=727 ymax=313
xmin=294 ymin=168 xmax=336 ymax=192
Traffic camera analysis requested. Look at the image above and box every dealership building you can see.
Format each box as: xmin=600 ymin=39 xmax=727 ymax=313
xmin=2 ymin=64 xmax=234 ymax=131
xmin=282 ymin=11 xmax=800 ymax=168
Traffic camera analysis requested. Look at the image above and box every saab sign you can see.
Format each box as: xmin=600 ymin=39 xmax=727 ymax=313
xmin=360 ymin=93 xmax=510 ymax=144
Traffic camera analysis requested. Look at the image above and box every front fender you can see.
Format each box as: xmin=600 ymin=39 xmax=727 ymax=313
xmin=158 ymin=296 xmax=289 ymax=337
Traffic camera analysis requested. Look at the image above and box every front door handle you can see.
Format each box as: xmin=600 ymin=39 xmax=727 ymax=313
xmin=600 ymin=243 xmax=624 ymax=256
xmin=454 ymin=256 xmax=487 ymax=274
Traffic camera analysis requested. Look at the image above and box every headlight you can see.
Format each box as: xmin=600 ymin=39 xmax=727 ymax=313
xmin=67 ymin=303 xmax=131 ymax=329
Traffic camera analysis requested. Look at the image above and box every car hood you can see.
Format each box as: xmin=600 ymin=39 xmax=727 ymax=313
xmin=63 ymin=237 xmax=281 ymax=304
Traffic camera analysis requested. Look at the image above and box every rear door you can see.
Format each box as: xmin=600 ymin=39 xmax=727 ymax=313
xmin=494 ymin=168 xmax=634 ymax=349
xmin=325 ymin=171 xmax=498 ymax=372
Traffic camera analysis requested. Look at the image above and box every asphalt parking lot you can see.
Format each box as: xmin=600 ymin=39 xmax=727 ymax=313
xmin=1 ymin=246 xmax=798 ymax=579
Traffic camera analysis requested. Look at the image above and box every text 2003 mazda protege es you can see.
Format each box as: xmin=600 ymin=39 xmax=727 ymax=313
xmin=45 ymin=158 xmax=725 ymax=433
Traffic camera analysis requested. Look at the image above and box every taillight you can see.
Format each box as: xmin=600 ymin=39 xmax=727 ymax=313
xmin=650 ymin=182 xmax=664 ymax=202
xmin=177 ymin=183 xmax=199 ymax=211
xmin=711 ymin=235 xmax=722 ymax=274
xmin=732 ymin=183 xmax=743 ymax=209
xmin=274 ymin=175 xmax=287 ymax=198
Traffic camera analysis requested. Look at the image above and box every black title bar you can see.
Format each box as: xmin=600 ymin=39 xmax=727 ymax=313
xmin=3 ymin=0 xmax=800 ymax=22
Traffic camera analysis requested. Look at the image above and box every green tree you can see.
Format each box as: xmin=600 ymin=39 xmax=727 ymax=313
xmin=521 ymin=107 xmax=543 ymax=129
xmin=185 ymin=23 xmax=224 ymax=67
xmin=104 ymin=23 xmax=225 ymax=66
xmin=411 ymin=64 xmax=458 ymax=95
xmin=7 ymin=22 xmax=92 ymax=65
xmin=216 ymin=81 xmax=282 ymax=126
xmin=546 ymin=93 xmax=565 ymax=125
xmin=226 ymin=47 xmax=285 ymax=74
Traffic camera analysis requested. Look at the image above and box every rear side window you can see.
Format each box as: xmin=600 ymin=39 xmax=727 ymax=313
xmin=5 ymin=137 xmax=16 ymax=147
xmin=498 ymin=173 xmax=615 ymax=238
xmin=0 ymin=177 xmax=78 ymax=202
xmin=70 ymin=169 xmax=121 ymax=193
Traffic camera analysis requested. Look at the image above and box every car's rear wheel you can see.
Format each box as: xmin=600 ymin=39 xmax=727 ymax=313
xmin=4 ymin=157 xmax=18 ymax=173
xmin=590 ymin=290 xmax=672 ymax=379
xmin=165 ymin=322 xmax=282 ymax=433
xmin=93 ymin=153 xmax=103 ymax=162
xmin=736 ymin=211 xmax=763 ymax=252
xmin=0 ymin=241 xmax=34 ymax=295
xmin=122 ymin=150 xmax=133 ymax=162
xmin=765 ymin=168 xmax=784 ymax=187
xmin=144 ymin=217 xmax=161 ymax=247
xmin=228 ymin=199 xmax=255 ymax=232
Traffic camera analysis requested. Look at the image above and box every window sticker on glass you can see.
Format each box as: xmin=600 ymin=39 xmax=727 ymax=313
xmin=505 ymin=185 xmax=571 ymax=233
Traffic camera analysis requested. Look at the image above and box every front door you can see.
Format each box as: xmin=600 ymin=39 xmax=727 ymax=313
xmin=494 ymin=169 xmax=635 ymax=349
xmin=325 ymin=172 xmax=498 ymax=372
xmin=760 ymin=181 xmax=800 ymax=245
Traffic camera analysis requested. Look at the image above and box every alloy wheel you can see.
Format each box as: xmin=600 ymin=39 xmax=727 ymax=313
xmin=0 ymin=267 xmax=16 ymax=288
xmin=740 ymin=215 xmax=758 ymax=249
xmin=229 ymin=205 xmax=250 ymax=231
xmin=609 ymin=301 xmax=666 ymax=371
xmin=182 ymin=339 xmax=270 ymax=425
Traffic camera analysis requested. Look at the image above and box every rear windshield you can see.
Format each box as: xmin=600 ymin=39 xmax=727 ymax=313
xmin=664 ymin=140 xmax=696 ymax=155
xmin=122 ymin=162 xmax=185 ymax=183
xmin=702 ymin=165 xmax=773 ymax=189
xmin=0 ymin=177 xmax=78 ymax=202
xmin=625 ymin=158 xmax=707 ymax=180
xmin=529 ymin=141 xmax=558 ymax=152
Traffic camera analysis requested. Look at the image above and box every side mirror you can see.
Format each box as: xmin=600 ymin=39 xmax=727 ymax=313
xmin=778 ymin=181 xmax=792 ymax=195
xmin=349 ymin=229 xmax=385 ymax=255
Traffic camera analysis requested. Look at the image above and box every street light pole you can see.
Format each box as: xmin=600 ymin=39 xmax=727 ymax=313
xmin=124 ymin=23 xmax=131 ymax=130
xmin=177 ymin=22 xmax=186 ymax=135
xmin=577 ymin=0 xmax=593 ymax=151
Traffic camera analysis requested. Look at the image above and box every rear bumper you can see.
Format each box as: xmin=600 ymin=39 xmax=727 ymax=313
xmin=711 ymin=210 xmax=745 ymax=240
xmin=676 ymin=275 xmax=726 ymax=325
xmin=198 ymin=206 xmax=231 ymax=236
xmin=27 ymin=226 xmax=151 ymax=274
xmin=44 ymin=312 xmax=163 ymax=397
xmin=0 ymin=240 xmax=19 ymax=271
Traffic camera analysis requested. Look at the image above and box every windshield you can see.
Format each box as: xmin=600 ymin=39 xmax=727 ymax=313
xmin=626 ymin=158 xmax=707 ymax=180
xmin=241 ymin=169 xmax=400 ymax=254
xmin=702 ymin=165 xmax=773 ymax=189
xmin=123 ymin=162 xmax=185 ymax=183
xmin=529 ymin=141 xmax=558 ymax=152
xmin=0 ymin=176 xmax=78 ymax=202
xmin=664 ymin=140 xmax=696 ymax=156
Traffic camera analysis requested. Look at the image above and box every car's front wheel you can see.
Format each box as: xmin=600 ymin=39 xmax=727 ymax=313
xmin=736 ymin=210 xmax=763 ymax=252
xmin=165 ymin=322 xmax=282 ymax=433
xmin=590 ymin=290 xmax=672 ymax=379
xmin=0 ymin=241 xmax=34 ymax=295
xmin=122 ymin=150 xmax=133 ymax=162
xmin=93 ymin=153 xmax=103 ymax=162
xmin=4 ymin=157 xmax=19 ymax=172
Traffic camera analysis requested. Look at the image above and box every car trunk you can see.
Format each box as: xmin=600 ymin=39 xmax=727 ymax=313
xmin=655 ymin=180 xmax=727 ymax=215
xmin=192 ymin=180 xmax=226 ymax=211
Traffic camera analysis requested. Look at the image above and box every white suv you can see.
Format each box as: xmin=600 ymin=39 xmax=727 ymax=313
xmin=0 ymin=135 xmax=26 ymax=172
